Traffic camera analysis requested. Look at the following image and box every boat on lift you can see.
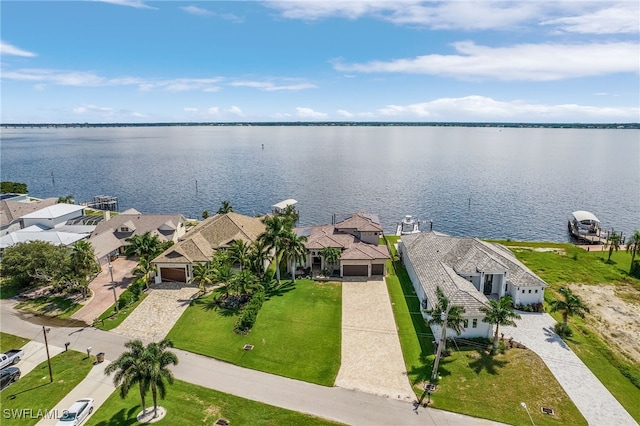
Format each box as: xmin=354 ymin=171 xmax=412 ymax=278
xmin=567 ymin=210 xmax=611 ymax=244
xmin=396 ymin=215 xmax=422 ymax=236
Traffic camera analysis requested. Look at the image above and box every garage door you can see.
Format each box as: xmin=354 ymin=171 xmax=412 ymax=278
xmin=371 ymin=264 xmax=384 ymax=275
xmin=160 ymin=267 xmax=186 ymax=283
xmin=343 ymin=265 xmax=368 ymax=276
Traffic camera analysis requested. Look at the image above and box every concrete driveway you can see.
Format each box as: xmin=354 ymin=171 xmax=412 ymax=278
xmin=501 ymin=312 xmax=637 ymax=426
xmin=71 ymin=258 xmax=138 ymax=325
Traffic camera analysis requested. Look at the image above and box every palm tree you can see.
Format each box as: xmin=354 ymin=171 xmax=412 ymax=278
xmin=320 ymin=247 xmax=341 ymax=275
xmin=125 ymin=232 xmax=171 ymax=260
xmin=480 ymin=295 xmax=521 ymax=353
xmin=217 ymin=201 xmax=233 ymax=214
xmin=281 ymin=231 xmax=307 ymax=283
xmin=230 ymin=269 xmax=261 ymax=295
xmin=550 ymin=286 xmax=590 ymax=329
xmin=605 ymin=230 xmax=622 ymax=262
xmin=248 ymin=239 xmax=271 ymax=278
xmin=104 ymin=339 xmax=151 ymax=417
xmin=57 ymin=194 xmax=74 ymax=204
xmin=70 ymin=240 xmax=99 ymax=281
xmin=278 ymin=204 xmax=300 ymax=227
xmin=229 ymin=240 xmax=250 ymax=271
xmin=133 ymin=256 xmax=155 ymax=290
xmin=626 ymin=230 xmax=640 ymax=274
xmin=425 ymin=287 xmax=466 ymax=351
xmin=258 ymin=215 xmax=290 ymax=286
xmin=192 ymin=262 xmax=215 ymax=295
xmin=145 ymin=338 xmax=178 ymax=419
xmin=202 ymin=210 xmax=210 ymax=219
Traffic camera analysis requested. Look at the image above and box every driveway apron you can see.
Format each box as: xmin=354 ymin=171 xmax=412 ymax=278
xmin=502 ymin=312 xmax=637 ymax=426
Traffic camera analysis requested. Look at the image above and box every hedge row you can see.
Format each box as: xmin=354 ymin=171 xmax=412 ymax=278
xmin=234 ymin=291 xmax=265 ymax=334
xmin=117 ymin=280 xmax=145 ymax=310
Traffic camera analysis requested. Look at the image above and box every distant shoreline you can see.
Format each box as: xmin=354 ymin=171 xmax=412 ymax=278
xmin=2 ymin=122 xmax=639 ymax=129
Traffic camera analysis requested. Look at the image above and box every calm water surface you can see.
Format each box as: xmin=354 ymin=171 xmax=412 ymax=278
xmin=1 ymin=126 xmax=638 ymax=242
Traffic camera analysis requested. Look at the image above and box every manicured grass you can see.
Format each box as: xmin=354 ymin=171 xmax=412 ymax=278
xmin=86 ymin=378 xmax=343 ymax=426
xmin=167 ymin=279 xmax=341 ymax=386
xmin=15 ymin=296 xmax=83 ymax=319
xmin=0 ymin=332 xmax=29 ymax=353
xmin=383 ymin=236 xmax=586 ymax=425
xmin=0 ymin=350 xmax=94 ymax=426
xmin=0 ymin=279 xmax=22 ymax=299
xmin=93 ymin=293 xmax=148 ymax=331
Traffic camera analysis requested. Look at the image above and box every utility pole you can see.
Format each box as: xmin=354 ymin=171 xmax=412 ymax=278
xmin=431 ymin=302 xmax=451 ymax=381
xmin=42 ymin=326 xmax=53 ymax=383
xmin=108 ymin=263 xmax=118 ymax=313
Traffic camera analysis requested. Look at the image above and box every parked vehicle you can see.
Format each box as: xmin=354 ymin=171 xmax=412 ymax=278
xmin=0 ymin=349 xmax=24 ymax=369
xmin=56 ymin=398 xmax=94 ymax=426
xmin=0 ymin=367 xmax=21 ymax=390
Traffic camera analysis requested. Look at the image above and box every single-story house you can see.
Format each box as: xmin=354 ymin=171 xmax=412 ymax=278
xmin=0 ymin=196 xmax=59 ymax=236
xmin=151 ymin=212 xmax=266 ymax=283
xmin=89 ymin=209 xmax=187 ymax=264
xmin=0 ymin=224 xmax=89 ymax=250
xmin=399 ymin=231 xmax=548 ymax=338
xmin=294 ymin=212 xmax=390 ymax=277
xmin=19 ymin=204 xmax=86 ymax=229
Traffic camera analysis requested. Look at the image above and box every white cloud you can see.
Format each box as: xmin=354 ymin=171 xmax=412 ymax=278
xmin=181 ymin=5 xmax=213 ymax=16
xmin=337 ymin=109 xmax=354 ymax=118
xmin=207 ymin=107 xmax=220 ymax=115
xmin=374 ymin=95 xmax=639 ymax=121
xmin=296 ymin=107 xmax=328 ymax=119
xmin=1 ymin=41 xmax=37 ymax=57
xmin=541 ymin=3 xmax=639 ymax=34
xmin=96 ymin=0 xmax=156 ymax=10
xmin=230 ymin=80 xmax=316 ymax=91
xmin=73 ymin=104 xmax=113 ymax=114
xmin=227 ymin=106 xmax=243 ymax=116
xmin=333 ymin=41 xmax=639 ymax=81
xmin=184 ymin=107 xmax=198 ymax=112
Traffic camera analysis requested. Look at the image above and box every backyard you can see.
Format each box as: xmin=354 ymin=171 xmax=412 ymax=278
xmin=166 ymin=279 xmax=342 ymax=386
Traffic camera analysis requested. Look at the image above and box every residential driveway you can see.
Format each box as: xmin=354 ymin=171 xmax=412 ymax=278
xmin=36 ymin=353 xmax=116 ymax=426
xmin=335 ymin=278 xmax=415 ymax=402
xmin=71 ymin=258 xmax=138 ymax=325
xmin=111 ymin=282 xmax=198 ymax=342
xmin=15 ymin=341 xmax=64 ymax=377
xmin=501 ymin=313 xmax=637 ymax=426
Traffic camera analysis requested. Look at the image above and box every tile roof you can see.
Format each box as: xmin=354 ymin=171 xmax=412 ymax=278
xmin=334 ymin=212 xmax=383 ymax=232
xmin=91 ymin=213 xmax=186 ymax=243
xmin=152 ymin=212 xmax=265 ymax=265
xmin=1 ymin=198 xmax=60 ymax=226
xmin=401 ymin=232 xmax=548 ymax=314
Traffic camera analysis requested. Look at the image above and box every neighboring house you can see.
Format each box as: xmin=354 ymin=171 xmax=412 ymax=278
xmin=0 ymin=225 xmax=88 ymax=250
xmin=151 ymin=212 xmax=266 ymax=283
xmin=0 ymin=197 xmax=59 ymax=236
xmin=295 ymin=212 xmax=390 ymax=277
xmin=89 ymin=209 xmax=187 ymax=265
xmin=399 ymin=231 xmax=548 ymax=338
xmin=20 ymin=204 xmax=85 ymax=229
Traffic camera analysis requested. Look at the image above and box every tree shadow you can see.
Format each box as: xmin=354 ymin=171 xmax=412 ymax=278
xmin=267 ymin=281 xmax=296 ymax=297
xmin=467 ymin=350 xmax=508 ymax=375
xmin=6 ymin=382 xmax=51 ymax=399
xmin=94 ymin=405 xmax=141 ymax=426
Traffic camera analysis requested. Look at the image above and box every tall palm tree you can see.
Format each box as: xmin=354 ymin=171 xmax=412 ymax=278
xmin=550 ymin=286 xmax=590 ymax=328
xmin=248 ymin=239 xmax=271 ymax=278
xmin=320 ymin=247 xmax=341 ymax=275
xmin=217 ymin=201 xmax=233 ymax=214
xmin=281 ymin=231 xmax=307 ymax=283
xmin=104 ymin=339 xmax=151 ymax=417
xmin=192 ymin=261 xmax=215 ymax=295
xmin=57 ymin=194 xmax=74 ymax=204
xmin=70 ymin=240 xmax=99 ymax=281
xmin=606 ymin=230 xmax=622 ymax=262
xmin=480 ymin=295 xmax=521 ymax=352
xmin=133 ymin=256 xmax=155 ymax=290
xmin=425 ymin=287 xmax=466 ymax=351
xmin=125 ymin=232 xmax=171 ymax=260
xmin=145 ymin=338 xmax=178 ymax=419
xmin=230 ymin=269 xmax=261 ymax=295
xmin=258 ymin=215 xmax=290 ymax=286
xmin=626 ymin=230 xmax=640 ymax=274
xmin=278 ymin=204 xmax=300 ymax=227
xmin=229 ymin=240 xmax=250 ymax=271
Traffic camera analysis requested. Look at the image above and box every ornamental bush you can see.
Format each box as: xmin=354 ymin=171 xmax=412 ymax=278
xmin=234 ymin=291 xmax=265 ymax=334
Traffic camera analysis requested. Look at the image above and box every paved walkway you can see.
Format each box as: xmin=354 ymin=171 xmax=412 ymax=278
xmin=502 ymin=312 xmax=638 ymax=426
xmin=335 ymin=278 xmax=414 ymax=402
xmin=71 ymin=258 xmax=138 ymax=325
xmin=111 ymin=283 xmax=198 ymax=342
xmin=15 ymin=341 xmax=64 ymax=377
xmin=2 ymin=300 xmax=503 ymax=426
xmin=36 ymin=354 xmax=116 ymax=426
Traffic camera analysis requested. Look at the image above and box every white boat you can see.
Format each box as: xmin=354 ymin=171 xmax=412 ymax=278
xmin=396 ymin=215 xmax=422 ymax=236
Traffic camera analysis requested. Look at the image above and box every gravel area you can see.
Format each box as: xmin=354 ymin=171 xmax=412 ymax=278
xmin=335 ymin=278 xmax=415 ymax=402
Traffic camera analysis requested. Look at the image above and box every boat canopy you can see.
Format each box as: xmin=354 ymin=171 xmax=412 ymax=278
xmin=272 ymin=199 xmax=297 ymax=212
xmin=572 ymin=210 xmax=600 ymax=224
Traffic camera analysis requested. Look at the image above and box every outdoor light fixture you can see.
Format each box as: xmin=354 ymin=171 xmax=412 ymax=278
xmin=521 ymin=402 xmax=535 ymax=426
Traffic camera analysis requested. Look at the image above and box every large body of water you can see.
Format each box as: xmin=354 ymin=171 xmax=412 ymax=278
xmin=1 ymin=126 xmax=638 ymax=242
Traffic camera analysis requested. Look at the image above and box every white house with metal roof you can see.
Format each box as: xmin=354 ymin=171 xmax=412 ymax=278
xmin=399 ymin=231 xmax=548 ymax=338
xmin=20 ymin=204 xmax=85 ymax=229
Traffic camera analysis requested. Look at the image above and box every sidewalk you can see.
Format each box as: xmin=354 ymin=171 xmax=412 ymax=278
xmin=15 ymin=341 xmax=64 ymax=377
xmin=502 ymin=313 xmax=638 ymax=426
xmin=36 ymin=357 xmax=116 ymax=426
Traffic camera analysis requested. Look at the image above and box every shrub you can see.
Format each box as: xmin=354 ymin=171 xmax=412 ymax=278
xmin=128 ymin=280 xmax=144 ymax=298
xmin=117 ymin=290 xmax=135 ymax=309
xmin=554 ymin=322 xmax=573 ymax=338
xmin=234 ymin=291 xmax=265 ymax=334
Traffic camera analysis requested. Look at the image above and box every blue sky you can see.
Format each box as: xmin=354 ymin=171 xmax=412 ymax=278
xmin=1 ymin=1 xmax=639 ymax=123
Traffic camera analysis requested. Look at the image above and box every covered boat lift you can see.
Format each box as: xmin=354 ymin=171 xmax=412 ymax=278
xmin=568 ymin=210 xmax=611 ymax=244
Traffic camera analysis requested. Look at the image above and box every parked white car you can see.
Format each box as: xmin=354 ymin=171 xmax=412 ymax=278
xmin=55 ymin=398 xmax=94 ymax=426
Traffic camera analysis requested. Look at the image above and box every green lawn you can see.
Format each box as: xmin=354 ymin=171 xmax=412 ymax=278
xmin=167 ymin=279 xmax=342 ymax=386
xmin=94 ymin=293 xmax=149 ymax=331
xmin=0 ymin=350 xmax=94 ymax=426
xmin=87 ymin=379 xmax=343 ymax=426
xmin=501 ymin=242 xmax=640 ymax=422
xmin=0 ymin=332 xmax=29 ymax=353
xmin=383 ymin=236 xmax=586 ymax=425
xmin=0 ymin=279 xmax=22 ymax=299
xmin=15 ymin=295 xmax=83 ymax=319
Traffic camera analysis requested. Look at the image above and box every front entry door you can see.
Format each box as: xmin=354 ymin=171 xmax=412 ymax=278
xmin=483 ymin=274 xmax=493 ymax=295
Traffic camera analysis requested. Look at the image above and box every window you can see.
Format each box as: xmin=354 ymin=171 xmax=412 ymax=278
xmin=528 ymin=289 xmax=532 ymax=294
xmin=472 ymin=319 xmax=478 ymax=328
xmin=522 ymin=289 xmax=525 ymax=294
xmin=121 ymin=226 xmax=129 ymax=232
xmin=535 ymin=289 xmax=538 ymax=293
xmin=463 ymin=319 xmax=469 ymax=328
